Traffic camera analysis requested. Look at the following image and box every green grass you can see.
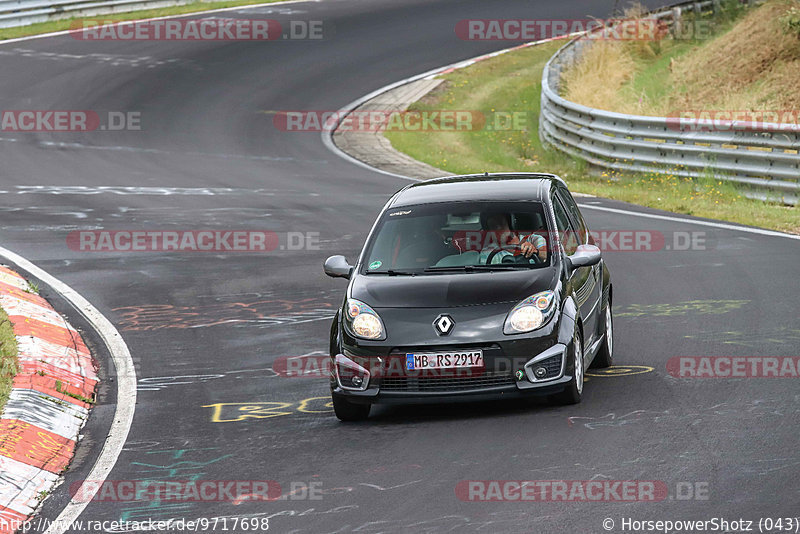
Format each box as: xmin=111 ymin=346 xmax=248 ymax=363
xmin=0 ymin=307 xmax=19 ymax=413
xmin=619 ymin=42 xmax=693 ymax=114
xmin=565 ymin=0 xmax=800 ymax=115
xmin=622 ymin=7 xmax=743 ymax=111
xmin=384 ymin=40 xmax=799 ymax=235
xmin=55 ymin=379 xmax=95 ymax=404
xmin=0 ymin=0 xmax=289 ymax=40
xmin=386 ymin=42 xmax=566 ymax=175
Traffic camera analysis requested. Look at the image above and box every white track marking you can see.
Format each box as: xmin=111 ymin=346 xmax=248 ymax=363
xmin=0 ymin=0 xmax=319 ymax=46
xmin=0 ymin=246 xmax=136 ymax=533
xmin=31 ymin=141 xmax=309 ymax=163
xmin=0 ymin=48 xmax=190 ymax=68
xmin=579 ymin=204 xmax=800 ymax=241
xmin=14 ymin=185 xmax=281 ymax=196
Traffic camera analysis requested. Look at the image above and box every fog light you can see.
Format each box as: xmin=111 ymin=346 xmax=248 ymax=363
xmin=523 ymin=345 xmax=566 ymax=383
xmin=335 ymin=354 xmax=370 ymax=391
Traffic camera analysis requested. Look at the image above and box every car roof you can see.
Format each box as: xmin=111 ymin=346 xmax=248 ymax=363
xmin=388 ymin=173 xmax=566 ymax=208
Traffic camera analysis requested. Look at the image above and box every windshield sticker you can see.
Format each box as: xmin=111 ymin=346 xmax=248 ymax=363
xmin=368 ymin=260 xmax=382 ymax=270
xmin=389 ymin=210 xmax=412 ymax=217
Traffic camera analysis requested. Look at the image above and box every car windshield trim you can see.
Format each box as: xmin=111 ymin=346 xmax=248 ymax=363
xmin=363 ymin=269 xmax=418 ymax=276
xmin=424 ymin=264 xmax=528 ymax=272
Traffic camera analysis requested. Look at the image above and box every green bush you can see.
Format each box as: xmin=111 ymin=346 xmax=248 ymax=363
xmin=781 ymin=6 xmax=800 ymax=37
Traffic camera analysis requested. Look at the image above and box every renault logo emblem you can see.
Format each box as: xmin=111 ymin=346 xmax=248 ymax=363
xmin=433 ymin=314 xmax=455 ymax=336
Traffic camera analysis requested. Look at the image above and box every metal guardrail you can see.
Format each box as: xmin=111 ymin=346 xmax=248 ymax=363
xmin=0 ymin=0 xmax=196 ymax=28
xmin=539 ymin=0 xmax=800 ymax=204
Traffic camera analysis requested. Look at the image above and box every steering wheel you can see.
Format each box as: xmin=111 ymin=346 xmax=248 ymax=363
xmin=485 ymin=244 xmax=542 ymax=265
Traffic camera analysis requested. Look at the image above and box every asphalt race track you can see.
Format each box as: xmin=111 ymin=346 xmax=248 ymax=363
xmin=1 ymin=0 xmax=799 ymax=532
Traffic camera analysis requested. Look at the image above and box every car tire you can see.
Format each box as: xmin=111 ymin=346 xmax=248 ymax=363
xmin=550 ymin=329 xmax=583 ymax=405
xmin=332 ymin=391 xmax=371 ymax=421
xmin=591 ymin=303 xmax=613 ymax=369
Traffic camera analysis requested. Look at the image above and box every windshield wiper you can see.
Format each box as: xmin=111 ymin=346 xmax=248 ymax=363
xmin=365 ymin=269 xmax=418 ymax=276
xmin=423 ymin=264 xmax=519 ymax=273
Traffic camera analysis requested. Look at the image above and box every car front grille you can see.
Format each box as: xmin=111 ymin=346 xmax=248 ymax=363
xmin=379 ymin=370 xmax=516 ymax=392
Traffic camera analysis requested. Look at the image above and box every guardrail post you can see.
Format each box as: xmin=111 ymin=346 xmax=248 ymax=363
xmin=671 ymin=7 xmax=683 ymax=37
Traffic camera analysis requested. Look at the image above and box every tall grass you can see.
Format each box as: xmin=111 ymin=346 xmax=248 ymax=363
xmin=0 ymin=308 xmax=19 ymax=413
xmin=561 ymin=0 xmax=800 ymax=115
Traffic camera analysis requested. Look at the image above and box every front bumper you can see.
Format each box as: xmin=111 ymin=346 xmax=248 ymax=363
xmin=332 ymin=341 xmax=573 ymax=405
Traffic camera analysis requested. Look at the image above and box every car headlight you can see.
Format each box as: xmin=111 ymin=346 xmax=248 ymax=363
xmin=504 ymin=291 xmax=557 ymax=334
xmin=344 ymin=299 xmax=386 ymax=340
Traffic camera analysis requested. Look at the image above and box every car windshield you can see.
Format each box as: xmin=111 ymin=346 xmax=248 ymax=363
xmin=361 ymin=201 xmax=552 ymax=274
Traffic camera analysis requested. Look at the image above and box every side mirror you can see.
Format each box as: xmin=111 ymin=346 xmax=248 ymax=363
xmin=567 ymin=244 xmax=601 ymax=271
xmin=324 ymin=255 xmax=353 ymax=279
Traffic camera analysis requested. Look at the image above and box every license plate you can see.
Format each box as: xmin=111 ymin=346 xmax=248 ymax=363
xmin=406 ymin=350 xmax=484 ymax=370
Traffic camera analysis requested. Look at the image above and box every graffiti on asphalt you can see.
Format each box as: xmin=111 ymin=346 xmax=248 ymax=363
xmin=118 ymin=448 xmax=233 ymax=522
xmin=616 ymin=299 xmax=749 ymax=318
xmin=114 ymin=295 xmax=336 ymax=331
xmin=204 ymin=397 xmax=333 ymax=423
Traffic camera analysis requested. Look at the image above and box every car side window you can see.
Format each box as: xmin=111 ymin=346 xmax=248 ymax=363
xmin=552 ymin=194 xmax=579 ymax=256
xmin=555 ymin=188 xmax=588 ymax=245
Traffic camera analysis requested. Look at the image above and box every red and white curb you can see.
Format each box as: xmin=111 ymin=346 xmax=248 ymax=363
xmin=0 ymin=265 xmax=98 ymax=533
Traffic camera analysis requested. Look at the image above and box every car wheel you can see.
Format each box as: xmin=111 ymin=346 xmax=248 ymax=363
xmin=332 ymin=391 xmax=371 ymax=421
xmin=550 ymin=329 xmax=583 ymax=405
xmin=591 ymin=304 xmax=613 ymax=368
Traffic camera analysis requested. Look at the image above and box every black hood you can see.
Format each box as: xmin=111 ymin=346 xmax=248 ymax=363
xmin=350 ymin=268 xmax=558 ymax=308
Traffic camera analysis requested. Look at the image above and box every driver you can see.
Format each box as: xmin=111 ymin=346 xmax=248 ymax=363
xmin=479 ymin=212 xmax=547 ymax=264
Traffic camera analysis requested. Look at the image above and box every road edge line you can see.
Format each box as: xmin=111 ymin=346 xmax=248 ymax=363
xmin=577 ymin=204 xmax=800 ymax=240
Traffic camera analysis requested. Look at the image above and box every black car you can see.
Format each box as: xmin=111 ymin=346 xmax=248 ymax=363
xmin=324 ymin=173 xmax=612 ymax=421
